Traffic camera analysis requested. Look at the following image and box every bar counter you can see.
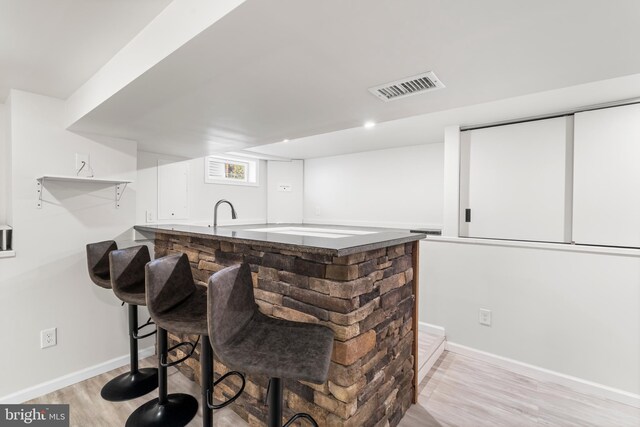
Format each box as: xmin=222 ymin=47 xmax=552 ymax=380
xmin=134 ymin=223 xmax=426 ymax=427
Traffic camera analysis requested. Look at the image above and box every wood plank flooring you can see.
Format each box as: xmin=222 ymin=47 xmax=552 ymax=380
xmin=27 ymin=358 xmax=244 ymax=427
xmin=28 ymin=345 xmax=640 ymax=426
xmin=402 ymin=352 xmax=640 ymax=427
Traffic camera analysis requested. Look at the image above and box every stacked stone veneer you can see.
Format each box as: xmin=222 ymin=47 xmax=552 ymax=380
xmin=154 ymin=232 xmax=416 ymax=427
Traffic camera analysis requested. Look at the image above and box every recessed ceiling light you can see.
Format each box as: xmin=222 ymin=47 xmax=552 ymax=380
xmin=364 ymin=121 xmax=376 ymax=129
xmin=282 ymin=139 xmax=289 ymax=142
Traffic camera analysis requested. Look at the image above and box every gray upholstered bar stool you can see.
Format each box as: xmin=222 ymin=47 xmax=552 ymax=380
xmin=87 ymin=241 xmax=117 ymax=290
xmin=107 ymin=245 xmax=159 ymax=400
xmin=128 ymin=253 xmax=244 ymax=427
xmin=86 ymin=241 xmax=158 ymax=401
xmin=208 ymin=263 xmax=335 ymax=427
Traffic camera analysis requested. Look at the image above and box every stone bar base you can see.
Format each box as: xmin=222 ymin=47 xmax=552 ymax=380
xmin=154 ymin=233 xmax=416 ymax=427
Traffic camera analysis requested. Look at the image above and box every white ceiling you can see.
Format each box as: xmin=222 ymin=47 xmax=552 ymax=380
xmin=63 ymin=0 xmax=640 ymax=157
xmin=0 ymin=0 xmax=171 ymax=101
xmin=247 ymin=73 xmax=640 ymax=159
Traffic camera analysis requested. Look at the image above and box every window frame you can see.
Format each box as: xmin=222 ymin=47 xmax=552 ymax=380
xmin=204 ymin=155 xmax=259 ymax=187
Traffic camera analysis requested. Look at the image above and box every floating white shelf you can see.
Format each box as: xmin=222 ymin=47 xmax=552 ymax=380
xmin=36 ymin=175 xmax=132 ymax=185
xmin=36 ymin=175 xmax=132 ymax=209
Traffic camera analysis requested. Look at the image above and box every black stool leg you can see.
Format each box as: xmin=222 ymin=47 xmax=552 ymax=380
xmin=202 ymin=335 xmax=213 ymax=427
xmin=158 ymin=327 xmax=168 ymax=405
xmin=100 ymin=304 xmax=158 ymax=401
xmin=268 ymin=378 xmax=283 ymax=427
xmin=126 ymin=327 xmax=198 ymax=427
xmin=203 ymin=334 xmax=246 ymax=416
xmin=268 ymin=377 xmax=318 ymax=427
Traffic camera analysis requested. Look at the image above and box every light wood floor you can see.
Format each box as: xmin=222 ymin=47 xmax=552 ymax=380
xmin=401 ymin=352 xmax=639 ymax=427
xmin=28 ymin=349 xmax=640 ymax=426
xmin=28 ymin=358 xmax=245 ymax=427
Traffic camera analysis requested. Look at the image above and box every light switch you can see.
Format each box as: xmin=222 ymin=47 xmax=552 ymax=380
xmin=479 ymin=308 xmax=492 ymax=326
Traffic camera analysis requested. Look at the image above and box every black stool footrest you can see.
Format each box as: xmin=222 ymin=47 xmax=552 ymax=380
xmin=159 ymin=336 xmax=200 ymax=368
xmin=132 ymin=318 xmax=156 ymax=340
xmin=283 ymin=413 xmax=318 ymax=427
xmin=206 ymin=371 xmax=246 ymax=410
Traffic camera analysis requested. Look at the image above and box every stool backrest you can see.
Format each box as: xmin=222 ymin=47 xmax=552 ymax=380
xmin=145 ymin=253 xmax=197 ymax=318
xmin=86 ymin=240 xmax=117 ymax=289
xmin=109 ymin=245 xmax=151 ymax=297
xmin=207 ymin=263 xmax=256 ymax=349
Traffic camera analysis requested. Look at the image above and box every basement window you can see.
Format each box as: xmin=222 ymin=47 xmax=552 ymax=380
xmin=205 ymin=156 xmax=258 ymax=186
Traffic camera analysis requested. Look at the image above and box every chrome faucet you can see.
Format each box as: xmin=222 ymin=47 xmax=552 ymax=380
xmin=213 ymin=199 xmax=237 ymax=228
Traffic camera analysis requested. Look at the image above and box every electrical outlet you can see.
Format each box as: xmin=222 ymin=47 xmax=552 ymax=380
xmin=479 ymin=309 xmax=492 ymax=326
xmin=75 ymin=153 xmax=90 ymax=175
xmin=41 ymin=328 xmax=57 ymax=349
xmin=145 ymin=210 xmax=154 ymax=223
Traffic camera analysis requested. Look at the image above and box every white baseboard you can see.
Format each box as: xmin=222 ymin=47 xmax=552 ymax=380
xmin=445 ymin=342 xmax=640 ymax=409
xmin=0 ymin=346 xmax=156 ymax=404
xmin=418 ymin=321 xmax=445 ymax=337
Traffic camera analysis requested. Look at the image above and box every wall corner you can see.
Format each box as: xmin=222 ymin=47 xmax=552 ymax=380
xmin=442 ymin=125 xmax=461 ymax=237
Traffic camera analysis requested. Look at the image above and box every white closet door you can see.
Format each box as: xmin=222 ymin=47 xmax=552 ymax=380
xmin=157 ymin=159 xmax=189 ymax=220
xmin=573 ymin=104 xmax=640 ymax=248
xmin=460 ymin=116 xmax=573 ymax=242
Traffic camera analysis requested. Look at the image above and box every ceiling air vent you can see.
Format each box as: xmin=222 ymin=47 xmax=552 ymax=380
xmin=368 ymin=71 xmax=445 ymax=102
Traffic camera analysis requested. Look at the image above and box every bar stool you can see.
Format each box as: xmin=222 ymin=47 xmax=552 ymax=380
xmin=107 ymin=245 xmax=159 ymax=400
xmin=128 ymin=253 xmax=245 ymax=427
xmin=86 ymin=240 xmax=117 ymax=289
xmin=207 ymin=263 xmax=335 ymax=427
xmin=86 ymin=241 xmax=158 ymax=402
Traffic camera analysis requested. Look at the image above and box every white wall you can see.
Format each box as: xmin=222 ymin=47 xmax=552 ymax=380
xmin=267 ymin=160 xmax=303 ymax=223
xmin=304 ymin=144 xmax=444 ymax=229
xmin=0 ymin=90 xmax=145 ymax=400
xmin=137 ymin=151 xmax=267 ymax=226
xmin=442 ymin=126 xmax=460 ymax=237
xmin=301 ymin=126 xmax=639 ymax=397
xmin=424 ymin=112 xmax=640 ymax=396
xmin=422 ymin=240 xmax=640 ymax=395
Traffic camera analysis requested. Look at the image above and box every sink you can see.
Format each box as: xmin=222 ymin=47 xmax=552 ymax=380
xmin=246 ymin=226 xmax=376 ymax=239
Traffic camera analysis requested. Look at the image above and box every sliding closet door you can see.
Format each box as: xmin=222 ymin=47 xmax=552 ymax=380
xmin=573 ymin=103 xmax=640 ymax=248
xmin=459 ymin=117 xmax=573 ymax=243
